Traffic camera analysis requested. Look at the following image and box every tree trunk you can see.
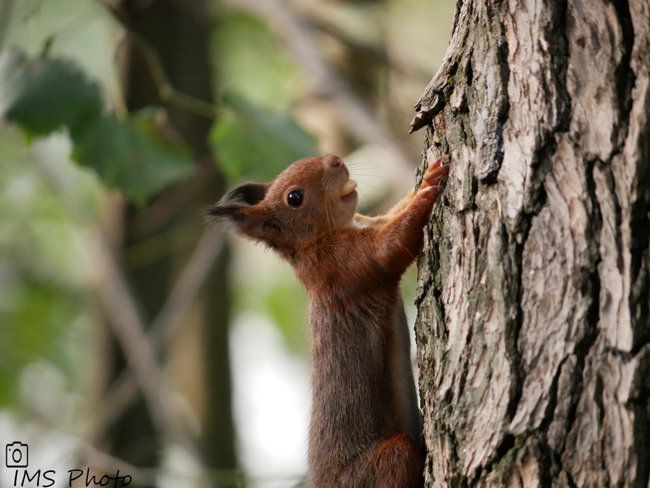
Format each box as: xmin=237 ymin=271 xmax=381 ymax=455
xmin=413 ymin=1 xmax=650 ymax=486
xmin=108 ymin=0 xmax=236 ymax=481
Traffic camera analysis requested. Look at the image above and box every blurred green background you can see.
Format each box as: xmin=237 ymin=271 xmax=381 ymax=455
xmin=0 ymin=0 xmax=453 ymax=486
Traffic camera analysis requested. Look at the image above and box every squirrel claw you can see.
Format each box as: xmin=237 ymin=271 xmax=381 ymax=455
xmin=421 ymin=156 xmax=450 ymax=188
xmin=429 ymin=155 xmax=448 ymax=168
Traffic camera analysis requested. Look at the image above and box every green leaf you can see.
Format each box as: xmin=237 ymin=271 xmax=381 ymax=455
xmin=0 ymin=49 xmax=102 ymax=139
xmin=73 ymin=110 xmax=195 ymax=205
xmin=0 ymin=279 xmax=86 ymax=408
xmin=0 ymin=49 xmax=195 ymax=205
xmin=211 ymin=93 xmax=319 ymax=183
xmin=0 ymin=126 xmax=96 ymax=409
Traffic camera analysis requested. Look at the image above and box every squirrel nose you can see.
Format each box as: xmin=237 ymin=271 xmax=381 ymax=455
xmin=323 ymin=154 xmax=344 ymax=169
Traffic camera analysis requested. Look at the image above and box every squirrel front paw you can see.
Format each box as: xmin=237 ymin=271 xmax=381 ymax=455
xmin=416 ymin=155 xmax=449 ymax=203
xmin=420 ymin=155 xmax=449 ymax=190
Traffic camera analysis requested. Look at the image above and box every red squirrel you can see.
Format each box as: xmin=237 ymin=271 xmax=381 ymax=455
xmin=209 ymin=154 xmax=448 ymax=487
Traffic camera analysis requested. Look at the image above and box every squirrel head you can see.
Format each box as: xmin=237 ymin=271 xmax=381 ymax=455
xmin=208 ymin=154 xmax=358 ymax=255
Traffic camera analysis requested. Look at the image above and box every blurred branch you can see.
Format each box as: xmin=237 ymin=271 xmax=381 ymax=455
xmin=90 ymin=231 xmax=208 ymax=467
xmin=223 ymin=0 xmax=417 ymax=188
xmin=150 ymin=228 xmax=225 ymax=347
xmin=88 ymin=227 xmax=225 ymax=444
xmin=90 ymin=230 xmax=168 ymax=432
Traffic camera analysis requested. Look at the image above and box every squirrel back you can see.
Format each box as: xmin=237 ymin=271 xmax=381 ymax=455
xmin=209 ymin=154 xmax=448 ymax=487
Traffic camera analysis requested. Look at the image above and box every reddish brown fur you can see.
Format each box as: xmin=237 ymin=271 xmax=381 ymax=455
xmin=209 ymin=154 xmax=448 ymax=487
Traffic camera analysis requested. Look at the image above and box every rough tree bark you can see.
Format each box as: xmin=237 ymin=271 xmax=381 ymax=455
xmin=412 ymin=1 xmax=650 ymax=486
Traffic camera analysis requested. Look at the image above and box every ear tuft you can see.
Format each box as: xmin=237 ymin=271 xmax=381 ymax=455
xmin=223 ymin=182 xmax=269 ymax=206
xmin=206 ymin=204 xmax=239 ymax=218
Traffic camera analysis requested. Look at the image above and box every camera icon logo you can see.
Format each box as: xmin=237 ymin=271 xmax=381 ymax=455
xmin=5 ymin=442 xmax=28 ymax=468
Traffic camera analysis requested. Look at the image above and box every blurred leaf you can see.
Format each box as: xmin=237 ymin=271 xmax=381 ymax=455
xmin=0 ymin=49 xmax=195 ymax=205
xmin=0 ymin=129 xmax=92 ymax=407
xmin=73 ymin=110 xmax=195 ymax=206
xmin=4 ymin=0 xmax=119 ymax=84
xmin=0 ymin=279 xmax=85 ymax=408
xmin=212 ymin=12 xmax=304 ymax=110
xmin=211 ymin=93 xmax=318 ymax=183
xmin=0 ymin=49 xmax=102 ymax=139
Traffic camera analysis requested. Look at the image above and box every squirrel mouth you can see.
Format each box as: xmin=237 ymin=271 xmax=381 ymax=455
xmin=341 ymin=179 xmax=358 ymax=197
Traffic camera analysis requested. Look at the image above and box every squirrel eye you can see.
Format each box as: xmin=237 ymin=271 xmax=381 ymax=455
xmin=287 ymin=189 xmax=305 ymax=207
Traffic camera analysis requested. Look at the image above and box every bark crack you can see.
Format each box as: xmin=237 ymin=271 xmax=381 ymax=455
xmin=611 ymin=0 xmax=635 ymax=151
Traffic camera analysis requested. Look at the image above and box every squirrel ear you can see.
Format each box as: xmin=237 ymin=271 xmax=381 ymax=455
xmin=207 ymin=182 xmax=270 ymax=220
xmin=219 ymin=182 xmax=270 ymax=207
xmin=207 ymin=182 xmax=283 ymax=241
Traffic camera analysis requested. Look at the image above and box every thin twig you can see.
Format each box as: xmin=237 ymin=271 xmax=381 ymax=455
xmin=125 ymin=32 xmax=217 ymax=119
xmin=103 ymin=2 xmax=217 ymax=119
